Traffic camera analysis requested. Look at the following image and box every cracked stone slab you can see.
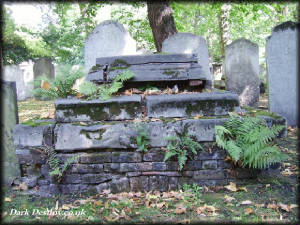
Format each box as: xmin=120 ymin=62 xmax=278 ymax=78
xmin=55 ymin=95 xmax=142 ymax=123
xmin=146 ymin=92 xmax=240 ymax=118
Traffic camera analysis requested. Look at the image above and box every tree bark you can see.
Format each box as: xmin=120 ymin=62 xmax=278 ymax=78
xmin=218 ymin=4 xmax=232 ymax=60
xmin=147 ymin=1 xmax=177 ymax=52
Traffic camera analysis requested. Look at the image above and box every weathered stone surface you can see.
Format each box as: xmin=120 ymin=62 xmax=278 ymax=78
xmin=104 ymin=163 xmax=120 ymax=172
xmin=162 ymin=33 xmax=212 ymax=89
xmin=16 ymin=149 xmax=47 ymax=164
xmin=41 ymin=164 xmax=50 ymax=179
xmin=55 ymin=95 xmax=142 ymax=122
xmin=126 ymin=172 xmax=142 ymax=177
xmin=183 ymin=161 xmax=202 ymax=170
xmin=194 ymin=179 xmax=228 ymax=186
xmin=146 ymin=92 xmax=240 ymax=118
xmin=2 ymin=81 xmax=21 ymax=186
xmin=225 ymin=38 xmax=260 ymax=107
xmin=119 ymin=162 xmax=153 ymax=172
xmin=110 ymin=177 xmax=130 ymax=193
xmin=202 ymin=160 xmax=218 ymax=170
xmin=82 ymin=174 xmax=112 ymax=184
xmin=84 ymin=20 xmax=137 ymax=74
xmin=80 ymin=153 xmax=112 ymax=163
xmin=143 ymin=151 xmax=165 ymax=162
xmin=217 ymin=160 xmax=232 ymax=169
xmin=22 ymin=176 xmax=38 ymax=188
xmin=266 ymin=21 xmax=299 ymax=126
xmin=194 ymin=149 xmax=227 ymax=160
xmin=193 ymin=170 xmax=225 ymax=180
xmin=26 ymin=165 xmax=42 ymax=177
xmin=96 ymin=183 xmax=109 ymax=193
xmin=142 ymin=171 xmax=181 ymax=176
xmin=152 ymin=162 xmax=167 ymax=171
xmin=112 ymin=152 xmax=142 ymax=163
xmin=69 ymin=164 xmax=104 ymax=173
xmin=56 ymin=153 xmax=81 ymax=164
xmin=149 ymin=176 xmax=168 ymax=192
xmin=49 ymin=184 xmax=60 ymax=194
xmin=14 ymin=123 xmax=54 ymax=148
xmin=87 ymin=53 xmax=206 ymax=83
xmin=37 ymin=179 xmax=50 ymax=186
xmin=225 ymin=168 xmax=259 ymax=179
xmin=168 ymin=177 xmax=179 ymax=190
xmin=61 ymin=174 xmax=81 ymax=184
xmin=129 ymin=176 xmax=149 ymax=191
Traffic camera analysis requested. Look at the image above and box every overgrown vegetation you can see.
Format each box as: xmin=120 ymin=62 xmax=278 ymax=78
xmin=79 ymin=70 xmax=134 ymax=100
xmin=32 ymin=65 xmax=84 ymax=100
xmin=164 ymin=127 xmax=203 ymax=171
xmin=135 ymin=124 xmax=150 ymax=152
xmin=215 ymin=113 xmax=288 ymax=169
xmin=42 ymin=146 xmax=79 ymax=183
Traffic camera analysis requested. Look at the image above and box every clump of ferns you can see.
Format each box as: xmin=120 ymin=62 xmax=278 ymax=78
xmin=215 ymin=113 xmax=288 ymax=170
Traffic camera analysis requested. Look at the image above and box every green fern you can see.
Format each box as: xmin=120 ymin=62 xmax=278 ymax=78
xmin=79 ymin=70 xmax=134 ymax=100
xmin=42 ymin=146 xmax=79 ymax=182
xmin=135 ymin=124 xmax=150 ymax=152
xmin=215 ymin=114 xmax=288 ymax=169
xmin=32 ymin=65 xmax=84 ymax=99
xmin=164 ymin=130 xmax=203 ymax=171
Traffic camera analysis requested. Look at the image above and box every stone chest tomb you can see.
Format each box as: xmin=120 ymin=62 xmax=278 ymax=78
xmin=13 ymin=53 xmax=286 ymax=196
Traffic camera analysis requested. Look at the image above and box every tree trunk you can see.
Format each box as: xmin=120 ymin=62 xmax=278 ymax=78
xmin=218 ymin=4 xmax=232 ymax=59
xmin=147 ymin=1 xmax=177 ymax=52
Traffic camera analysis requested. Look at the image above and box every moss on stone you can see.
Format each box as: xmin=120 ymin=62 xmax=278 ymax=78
xmin=244 ymin=107 xmax=281 ymax=120
xmin=163 ymin=69 xmax=180 ymax=78
xmin=80 ymin=128 xmax=106 ymax=140
xmin=88 ymin=64 xmax=102 ymax=73
xmin=109 ymin=59 xmax=131 ymax=72
xmin=21 ymin=120 xmax=54 ymax=127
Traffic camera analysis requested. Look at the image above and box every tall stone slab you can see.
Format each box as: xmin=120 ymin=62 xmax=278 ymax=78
xmin=33 ymin=57 xmax=55 ymax=80
xmin=266 ymin=21 xmax=299 ymax=126
xmin=1 ymin=81 xmax=21 ymax=186
xmin=224 ymin=38 xmax=260 ymax=107
xmin=84 ymin=20 xmax=137 ymax=74
xmin=3 ymin=62 xmax=34 ymax=101
xmin=162 ymin=33 xmax=212 ymax=89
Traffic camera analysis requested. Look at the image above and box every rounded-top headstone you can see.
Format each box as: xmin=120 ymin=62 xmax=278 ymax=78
xmin=225 ymin=38 xmax=260 ymax=107
xmin=84 ymin=20 xmax=137 ymax=74
xmin=162 ymin=33 xmax=212 ymax=88
xmin=33 ymin=57 xmax=55 ymax=79
xmin=266 ymin=21 xmax=299 ymax=126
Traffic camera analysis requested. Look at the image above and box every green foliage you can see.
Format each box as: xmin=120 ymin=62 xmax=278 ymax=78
xmin=164 ymin=127 xmax=203 ymax=171
xmin=215 ymin=114 xmax=288 ymax=169
xmin=32 ymin=65 xmax=84 ymax=99
xmin=135 ymin=124 xmax=150 ymax=152
xmin=79 ymin=70 xmax=134 ymax=100
xmin=42 ymin=146 xmax=79 ymax=182
xmin=181 ymin=183 xmax=202 ymax=199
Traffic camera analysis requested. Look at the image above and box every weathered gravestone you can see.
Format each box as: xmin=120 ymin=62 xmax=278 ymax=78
xmin=33 ymin=57 xmax=55 ymax=80
xmin=3 ymin=64 xmax=34 ymax=101
xmin=224 ymin=38 xmax=260 ymax=107
xmin=1 ymin=81 xmax=21 ymax=186
xmin=162 ymin=33 xmax=212 ymax=89
xmin=266 ymin=21 xmax=299 ymax=126
xmin=84 ymin=20 xmax=137 ymax=74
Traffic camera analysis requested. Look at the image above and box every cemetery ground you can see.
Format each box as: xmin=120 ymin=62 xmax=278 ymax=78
xmin=2 ymin=93 xmax=299 ymax=224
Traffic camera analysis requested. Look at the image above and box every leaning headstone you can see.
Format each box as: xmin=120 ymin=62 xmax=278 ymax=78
xmin=162 ymin=33 xmax=212 ymax=89
xmin=33 ymin=57 xmax=55 ymax=80
xmin=1 ymin=81 xmax=21 ymax=186
xmin=224 ymin=38 xmax=260 ymax=107
xmin=84 ymin=20 xmax=137 ymax=74
xmin=266 ymin=21 xmax=299 ymax=126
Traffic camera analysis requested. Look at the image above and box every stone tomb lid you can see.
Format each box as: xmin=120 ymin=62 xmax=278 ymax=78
xmin=85 ymin=53 xmax=208 ymax=83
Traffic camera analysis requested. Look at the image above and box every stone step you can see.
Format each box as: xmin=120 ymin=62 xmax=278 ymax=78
xmin=55 ymin=92 xmax=240 ymax=123
xmin=146 ymin=91 xmax=240 ymax=118
xmin=55 ymin=95 xmax=142 ymax=123
xmin=86 ymin=53 xmax=208 ymax=83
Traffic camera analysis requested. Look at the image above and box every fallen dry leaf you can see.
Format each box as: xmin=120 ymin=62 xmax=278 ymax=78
xmin=240 ymin=200 xmax=252 ymax=205
xmin=224 ymin=195 xmax=235 ymax=203
xmin=55 ymin=200 xmax=59 ymax=210
xmin=196 ymin=206 xmax=206 ymax=215
xmin=281 ymin=169 xmax=294 ymax=176
xmin=19 ymin=182 xmax=28 ymax=191
xmin=237 ymin=186 xmax=247 ymax=192
xmin=193 ymin=114 xmax=204 ymax=119
xmin=255 ymin=203 xmax=265 ymax=208
xmin=244 ymin=208 xmax=253 ymax=215
xmin=290 ymin=204 xmax=298 ymax=209
xmin=124 ymin=89 xmax=132 ymax=96
xmin=41 ymin=80 xmax=50 ymax=90
xmin=176 ymin=219 xmax=190 ymax=224
xmin=278 ymin=203 xmax=290 ymax=212
xmin=174 ymin=204 xmax=186 ymax=214
xmin=4 ymin=197 xmax=11 ymax=202
xmin=266 ymin=184 xmax=270 ymax=188
xmin=225 ymin=182 xmax=237 ymax=192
